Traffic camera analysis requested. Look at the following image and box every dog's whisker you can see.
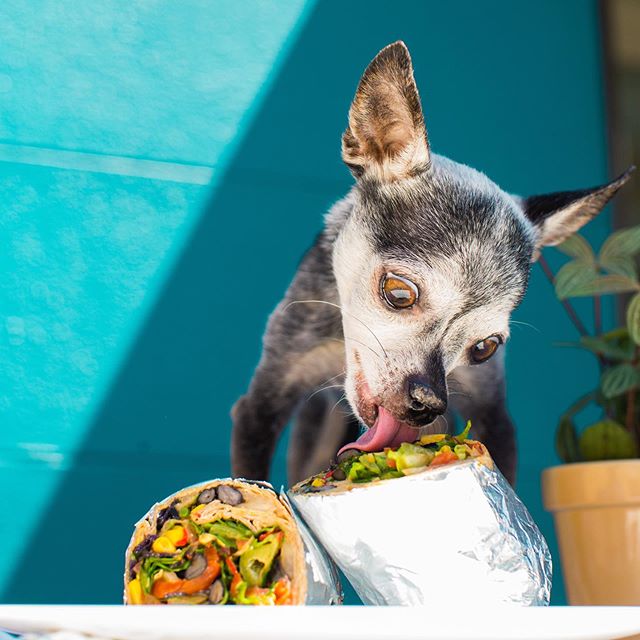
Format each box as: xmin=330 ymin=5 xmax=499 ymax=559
xmin=509 ymin=319 xmax=541 ymax=333
xmin=284 ymin=299 xmax=388 ymax=359
xmin=434 ymin=413 xmax=450 ymax=433
xmin=327 ymin=393 xmax=348 ymax=419
xmin=328 ymin=336 xmax=383 ymax=360
xmin=334 ymin=408 xmax=355 ymax=420
xmin=447 ymin=379 xmax=468 ymax=394
xmin=305 ymin=383 xmax=344 ymax=402
xmin=314 ymin=370 xmax=346 ymax=390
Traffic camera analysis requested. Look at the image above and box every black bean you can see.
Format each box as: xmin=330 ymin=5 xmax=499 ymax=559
xmin=197 ymin=488 xmax=217 ymax=504
xmin=217 ymin=485 xmax=243 ymax=506
xmin=209 ymin=579 xmax=224 ymax=604
xmin=337 ymin=448 xmax=359 ymax=463
xmin=184 ymin=553 xmax=207 ymax=580
xmin=332 ymin=467 xmax=346 ymax=481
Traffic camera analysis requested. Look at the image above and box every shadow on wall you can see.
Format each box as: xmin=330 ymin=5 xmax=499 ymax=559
xmin=4 ymin=0 xmax=605 ymax=604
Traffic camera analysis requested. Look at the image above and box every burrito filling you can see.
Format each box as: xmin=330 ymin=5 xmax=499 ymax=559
xmin=299 ymin=421 xmax=485 ymax=491
xmin=127 ymin=484 xmax=292 ymax=605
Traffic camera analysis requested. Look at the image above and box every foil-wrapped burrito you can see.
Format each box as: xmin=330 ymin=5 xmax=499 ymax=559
xmin=124 ymin=478 xmax=342 ymax=605
xmin=289 ymin=427 xmax=552 ymax=606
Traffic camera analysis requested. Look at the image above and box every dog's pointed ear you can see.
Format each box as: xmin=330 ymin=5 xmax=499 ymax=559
xmin=521 ymin=167 xmax=635 ymax=260
xmin=342 ymin=41 xmax=429 ymax=182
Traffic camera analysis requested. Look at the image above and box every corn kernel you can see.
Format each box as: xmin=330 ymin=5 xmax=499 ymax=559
xmin=199 ymin=533 xmax=214 ymax=545
xmin=420 ymin=434 xmax=446 ymax=445
xmin=128 ymin=578 xmax=143 ymax=604
xmin=311 ymin=477 xmax=325 ymax=487
xmin=152 ymin=535 xmax=177 ymax=554
xmin=438 ymin=445 xmax=452 ymax=454
xmin=165 ymin=526 xmax=186 ymax=546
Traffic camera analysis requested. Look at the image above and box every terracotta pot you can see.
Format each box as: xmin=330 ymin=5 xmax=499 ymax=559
xmin=542 ymin=460 xmax=640 ymax=605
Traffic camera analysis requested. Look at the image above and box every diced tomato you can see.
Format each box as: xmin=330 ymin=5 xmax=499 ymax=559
xmin=274 ymin=576 xmax=292 ymax=605
xmin=430 ymin=450 xmax=459 ymax=467
xmin=386 ymin=458 xmax=397 ymax=469
xmin=152 ymin=546 xmax=220 ymax=599
xmin=234 ymin=537 xmax=252 ymax=554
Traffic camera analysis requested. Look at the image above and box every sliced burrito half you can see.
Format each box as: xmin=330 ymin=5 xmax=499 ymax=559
xmin=292 ymin=421 xmax=493 ymax=495
xmin=125 ymin=479 xmax=307 ymax=605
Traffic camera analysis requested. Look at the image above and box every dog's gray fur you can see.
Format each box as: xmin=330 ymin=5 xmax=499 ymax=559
xmin=231 ymin=42 xmax=633 ymax=485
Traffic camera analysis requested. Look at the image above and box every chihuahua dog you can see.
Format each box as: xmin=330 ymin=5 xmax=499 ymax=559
xmin=231 ymin=41 xmax=632 ymax=486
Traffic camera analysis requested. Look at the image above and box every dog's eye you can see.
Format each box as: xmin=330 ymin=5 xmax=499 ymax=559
xmin=381 ymin=272 xmax=418 ymax=309
xmin=470 ymin=335 xmax=502 ymax=364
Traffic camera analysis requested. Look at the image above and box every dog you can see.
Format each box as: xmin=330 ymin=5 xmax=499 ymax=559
xmin=231 ymin=41 xmax=633 ymax=486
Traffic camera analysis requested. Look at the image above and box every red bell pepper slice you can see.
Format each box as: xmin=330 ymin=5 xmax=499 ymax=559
xmin=430 ymin=450 xmax=458 ymax=467
xmin=152 ymin=546 xmax=220 ymax=599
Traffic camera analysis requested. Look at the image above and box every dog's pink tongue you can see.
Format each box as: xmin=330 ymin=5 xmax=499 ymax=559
xmin=337 ymin=406 xmax=417 ymax=456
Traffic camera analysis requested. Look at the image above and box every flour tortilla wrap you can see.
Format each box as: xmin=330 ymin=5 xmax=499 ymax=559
xmin=125 ymin=479 xmax=307 ymax=605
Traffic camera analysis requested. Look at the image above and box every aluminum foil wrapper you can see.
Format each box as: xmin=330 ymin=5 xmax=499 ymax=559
xmin=278 ymin=487 xmax=343 ymax=605
xmin=124 ymin=478 xmax=342 ymax=605
xmin=289 ymin=461 xmax=551 ymax=606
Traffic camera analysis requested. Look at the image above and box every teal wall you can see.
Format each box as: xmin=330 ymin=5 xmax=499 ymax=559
xmin=0 ymin=0 xmax=611 ymax=605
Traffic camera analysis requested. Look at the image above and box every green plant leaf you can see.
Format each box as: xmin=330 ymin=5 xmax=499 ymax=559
xmin=601 ymin=327 xmax=630 ymax=341
xmin=556 ymin=234 xmax=595 ymax=262
xmin=600 ymin=225 xmax=640 ymax=262
xmin=565 ymin=390 xmax=600 ymax=416
xmin=580 ymin=336 xmax=635 ymax=361
xmin=578 ymin=419 xmax=637 ymax=461
xmin=600 ymin=363 xmax=640 ymax=399
xmin=555 ymin=416 xmax=581 ymax=463
xmin=554 ymin=260 xmax=597 ymax=300
xmin=571 ymin=274 xmax=640 ymax=298
xmin=599 ymin=255 xmax=638 ymax=279
xmin=627 ymin=292 xmax=640 ymax=346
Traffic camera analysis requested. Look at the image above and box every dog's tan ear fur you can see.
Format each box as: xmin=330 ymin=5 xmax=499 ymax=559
xmin=342 ymin=41 xmax=429 ymax=182
xmin=521 ymin=167 xmax=635 ymax=260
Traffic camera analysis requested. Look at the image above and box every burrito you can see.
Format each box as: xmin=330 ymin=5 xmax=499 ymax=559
xmin=125 ymin=479 xmax=308 ymax=605
xmin=294 ymin=420 xmax=491 ymax=492
xmin=289 ymin=422 xmax=552 ymax=606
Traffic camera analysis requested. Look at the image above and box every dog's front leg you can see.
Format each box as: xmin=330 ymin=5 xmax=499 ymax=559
xmin=231 ymin=294 xmax=344 ymax=480
xmin=447 ymin=352 xmax=517 ymax=485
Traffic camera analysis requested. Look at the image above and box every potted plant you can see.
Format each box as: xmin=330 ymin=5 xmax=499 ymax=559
xmin=541 ymin=224 xmax=640 ymax=605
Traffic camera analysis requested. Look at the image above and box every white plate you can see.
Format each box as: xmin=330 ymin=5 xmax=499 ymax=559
xmin=0 ymin=605 xmax=639 ymax=640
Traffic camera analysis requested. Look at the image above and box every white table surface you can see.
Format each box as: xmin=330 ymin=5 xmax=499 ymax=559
xmin=0 ymin=606 xmax=639 ymax=640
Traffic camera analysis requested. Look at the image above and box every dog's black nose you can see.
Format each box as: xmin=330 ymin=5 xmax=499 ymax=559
xmin=406 ymin=379 xmax=447 ymax=424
